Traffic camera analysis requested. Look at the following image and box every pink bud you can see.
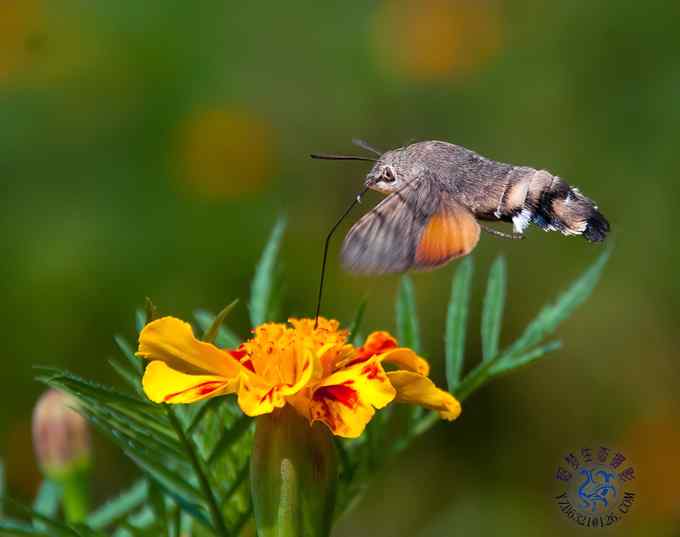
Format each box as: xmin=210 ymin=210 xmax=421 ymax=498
xmin=32 ymin=389 xmax=91 ymax=478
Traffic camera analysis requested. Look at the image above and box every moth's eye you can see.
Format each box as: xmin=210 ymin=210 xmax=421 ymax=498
xmin=382 ymin=167 xmax=396 ymax=182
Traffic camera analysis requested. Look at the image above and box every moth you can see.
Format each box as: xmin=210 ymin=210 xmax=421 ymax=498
xmin=313 ymin=140 xmax=609 ymax=274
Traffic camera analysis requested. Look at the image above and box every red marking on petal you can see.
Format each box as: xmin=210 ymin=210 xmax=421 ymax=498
xmin=260 ymin=387 xmax=275 ymax=403
xmin=164 ymin=381 xmax=223 ymax=402
xmin=314 ymin=383 xmax=358 ymax=409
xmin=228 ymin=347 xmax=247 ymax=360
xmin=228 ymin=346 xmax=255 ymax=372
xmin=346 ymin=335 xmax=397 ymax=366
xmin=361 ymin=362 xmax=385 ymax=381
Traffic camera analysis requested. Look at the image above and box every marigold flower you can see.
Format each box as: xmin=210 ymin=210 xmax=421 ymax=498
xmin=137 ymin=316 xmax=460 ymax=438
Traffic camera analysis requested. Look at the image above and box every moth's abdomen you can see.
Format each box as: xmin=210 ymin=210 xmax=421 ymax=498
xmin=496 ymin=169 xmax=609 ymax=242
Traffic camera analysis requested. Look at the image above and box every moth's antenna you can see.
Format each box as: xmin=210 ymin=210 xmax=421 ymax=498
xmin=352 ymin=138 xmax=383 ymax=156
xmin=310 ymin=153 xmax=377 ymax=162
xmin=314 ymin=187 xmax=369 ymax=328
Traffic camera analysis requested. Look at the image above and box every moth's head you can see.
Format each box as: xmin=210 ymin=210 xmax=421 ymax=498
xmin=365 ymin=149 xmax=408 ymax=193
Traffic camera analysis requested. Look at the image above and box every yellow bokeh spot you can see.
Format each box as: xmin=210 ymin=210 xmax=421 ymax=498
xmin=373 ymin=0 xmax=503 ymax=81
xmin=177 ymin=107 xmax=276 ymax=199
xmin=0 ymin=0 xmax=43 ymax=82
xmin=622 ymin=412 xmax=680 ymax=520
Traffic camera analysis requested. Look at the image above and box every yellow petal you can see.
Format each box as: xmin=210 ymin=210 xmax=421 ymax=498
xmin=137 ymin=317 xmax=242 ymax=378
xmin=237 ymin=347 xmax=315 ymax=417
xmin=309 ymin=390 xmax=376 ymax=438
xmin=142 ymin=360 xmax=235 ymax=404
xmin=309 ymin=357 xmax=397 ymax=438
xmin=387 ymin=371 xmax=461 ymax=420
xmin=380 ymin=348 xmax=430 ymax=376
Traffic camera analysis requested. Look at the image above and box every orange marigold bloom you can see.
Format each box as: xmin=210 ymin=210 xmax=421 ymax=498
xmin=137 ymin=316 xmax=460 ymax=438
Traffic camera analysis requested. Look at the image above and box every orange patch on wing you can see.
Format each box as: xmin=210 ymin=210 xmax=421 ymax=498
xmin=415 ymin=207 xmax=480 ymax=268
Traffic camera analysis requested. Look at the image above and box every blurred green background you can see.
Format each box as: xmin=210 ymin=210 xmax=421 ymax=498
xmin=2 ymin=0 xmax=679 ymax=535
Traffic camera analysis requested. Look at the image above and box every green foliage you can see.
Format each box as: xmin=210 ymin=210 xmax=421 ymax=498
xmin=481 ymin=256 xmax=506 ymax=363
xmin=445 ymin=256 xmax=474 ymax=391
xmin=33 ymin=480 xmax=62 ymax=528
xmin=200 ymin=300 xmax=239 ymax=345
xmin=249 ymin=216 xmax=286 ymax=326
xmin=347 ymin=299 xmax=367 ymax=346
xmin=395 ymin=275 xmax=421 ymax=352
xmin=194 ymin=310 xmax=241 ymax=349
xmin=9 ymin=221 xmax=608 ymax=537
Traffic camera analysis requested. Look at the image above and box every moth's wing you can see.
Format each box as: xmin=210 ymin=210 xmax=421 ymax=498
xmin=341 ymin=180 xmax=480 ymax=274
xmin=413 ymin=197 xmax=480 ymax=271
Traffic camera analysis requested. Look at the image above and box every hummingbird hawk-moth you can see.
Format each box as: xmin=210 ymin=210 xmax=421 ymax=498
xmin=313 ymin=140 xmax=609 ymax=275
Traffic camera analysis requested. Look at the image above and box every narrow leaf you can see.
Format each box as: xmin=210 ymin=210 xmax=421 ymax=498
xmin=108 ymin=359 xmax=142 ymax=393
xmin=506 ymin=248 xmax=610 ymax=356
xmin=348 ymin=299 xmax=367 ymax=346
xmin=0 ymin=519 xmax=51 ymax=536
xmin=481 ymin=256 xmax=506 ymax=362
xmin=113 ymin=336 xmax=143 ymax=375
xmin=207 ymin=415 xmax=253 ymax=466
xmin=86 ymin=480 xmax=148 ymax=529
xmin=135 ymin=309 xmax=146 ymax=334
xmin=200 ymin=300 xmax=239 ymax=345
xmin=2 ymin=498 xmax=80 ymax=537
xmin=220 ymin=460 xmax=249 ymax=506
xmin=146 ymin=481 xmax=168 ymax=535
xmin=445 ymin=257 xmax=474 ymax=391
xmin=395 ymin=275 xmax=421 ymax=352
xmin=194 ymin=310 xmax=241 ymax=349
xmin=249 ymin=216 xmax=286 ymax=326
xmin=32 ymin=480 xmax=62 ymax=520
xmin=38 ymin=369 xmax=161 ymax=413
xmin=491 ymin=340 xmax=562 ymax=376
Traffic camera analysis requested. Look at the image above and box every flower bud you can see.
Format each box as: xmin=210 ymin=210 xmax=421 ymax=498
xmin=32 ymin=389 xmax=91 ymax=480
xmin=250 ymin=405 xmax=338 ymax=537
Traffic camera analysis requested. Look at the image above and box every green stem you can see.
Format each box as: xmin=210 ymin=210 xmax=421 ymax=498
xmin=60 ymin=468 xmax=90 ymax=524
xmin=166 ymin=408 xmax=230 ymax=537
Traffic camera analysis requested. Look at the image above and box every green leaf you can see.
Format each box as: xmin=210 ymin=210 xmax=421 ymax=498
xmin=86 ymin=480 xmax=148 ymax=530
xmin=207 ymin=415 xmax=253 ymax=466
xmin=396 ymin=275 xmax=421 ymax=352
xmin=1 ymin=498 xmax=81 ymax=537
xmin=194 ymin=308 xmax=240 ymax=349
xmin=38 ymin=369 xmax=161 ymax=414
xmin=186 ymin=398 xmax=221 ymax=435
xmin=490 ymin=340 xmax=562 ymax=376
xmin=201 ymin=299 xmax=239 ymax=344
xmin=481 ymin=256 xmax=506 ymax=362
xmin=445 ymin=257 xmax=474 ymax=391
xmin=113 ymin=336 xmax=143 ymax=375
xmin=108 ymin=359 xmax=142 ymax=393
xmin=135 ymin=310 xmax=146 ymax=334
xmin=33 ymin=480 xmax=62 ymax=523
xmin=506 ymin=248 xmax=610 ymax=357
xmin=0 ymin=519 xmax=51 ymax=536
xmin=220 ymin=460 xmax=249 ymax=507
xmin=80 ymin=406 xmax=183 ymax=461
xmin=249 ymin=216 xmax=286 ymax=326
xmin=146 ymin=481 xmax=168 ymax=535
xmin=120 ymin=451 xmax=200 ymax=506
xmin=348 ymin=299 xmax=367 ymax=346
